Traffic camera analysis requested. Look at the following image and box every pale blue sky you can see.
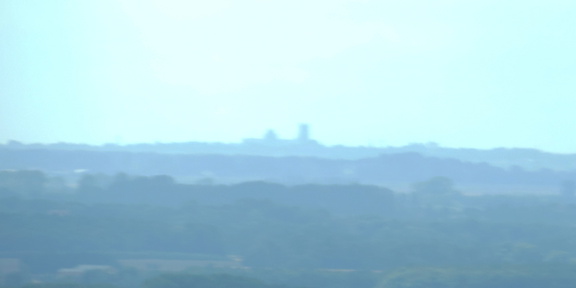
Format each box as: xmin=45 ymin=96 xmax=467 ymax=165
xmin=2 ymin=0 xmax=576 ymax=152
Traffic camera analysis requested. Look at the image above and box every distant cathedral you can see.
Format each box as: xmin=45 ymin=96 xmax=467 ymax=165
xmin=243 ymin=124 xmax=318 ymax=146
xmin=298 ymin=124 xmax=309 ymax=142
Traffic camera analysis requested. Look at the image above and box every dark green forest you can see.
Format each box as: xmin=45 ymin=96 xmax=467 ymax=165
xmin=2 ymin=170 xmax=576 ymax=287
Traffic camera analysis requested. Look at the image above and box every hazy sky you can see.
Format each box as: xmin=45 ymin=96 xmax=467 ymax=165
xmin=2 ymin=0 xmax=576 ymax=152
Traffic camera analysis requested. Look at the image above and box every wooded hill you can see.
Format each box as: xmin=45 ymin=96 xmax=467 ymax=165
xmin=1 ymin=148 xmax=574 ymax=194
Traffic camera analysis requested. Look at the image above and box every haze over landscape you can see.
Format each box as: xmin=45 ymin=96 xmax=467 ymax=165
xmin=3 ymin=0 xmax=576 ymax=152
xmin=3 ymin=1 xmax=576 ymax=288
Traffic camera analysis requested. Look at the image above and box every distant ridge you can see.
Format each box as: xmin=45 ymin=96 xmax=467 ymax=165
xmin=3 ymin=139 xmax=576 ymax=172
xmin=1 ymin=148 xmax=575 ymax=194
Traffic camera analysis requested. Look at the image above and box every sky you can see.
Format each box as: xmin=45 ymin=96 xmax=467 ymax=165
xmin=2 ymin=0 xmax=576 ymax=152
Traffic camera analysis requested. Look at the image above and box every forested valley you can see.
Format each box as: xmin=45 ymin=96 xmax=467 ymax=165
xmin=2 ymin=168 xmax=576 ymax=288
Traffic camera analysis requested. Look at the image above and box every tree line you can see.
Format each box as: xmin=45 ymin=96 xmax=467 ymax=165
xmin=2 ymin=171 xmax=576 ymax=287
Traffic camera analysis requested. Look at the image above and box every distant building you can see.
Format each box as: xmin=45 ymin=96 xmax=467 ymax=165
xmin=298 ymin=124 xmax=310 ymax=142
xmin=264 ymin=129 xmax=278 ymax=141
xmin=243 ymin=124 xmax=318 ymax=146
